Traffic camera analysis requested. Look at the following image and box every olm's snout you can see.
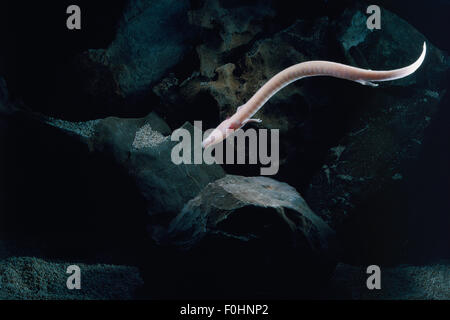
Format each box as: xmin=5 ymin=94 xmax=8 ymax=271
xmin=202 ymin=128 xmax=225 ymax=149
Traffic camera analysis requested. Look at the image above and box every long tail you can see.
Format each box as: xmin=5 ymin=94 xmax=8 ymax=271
xmin=243 ymin=42 xmax=427 ymax=117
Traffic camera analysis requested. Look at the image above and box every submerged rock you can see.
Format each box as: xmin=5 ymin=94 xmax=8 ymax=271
xmin=46 ymin=110 xmax=226 ymax=228
xmin=91 ymin=113 xmax=226 ymax=223
xmin=0 ymin=257 xmax=143 ymax=300
xmin=76 ymin=0 xmax=192 ymax=112
xmin=151 ymin=175 xmax=336 ymax=298
xmin=188 ymin=0 xmax=276 ymax=78
xmin=304 ymin=4 xmax=449 ymax=263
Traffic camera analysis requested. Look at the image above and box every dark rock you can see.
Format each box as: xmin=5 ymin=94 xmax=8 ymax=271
xmin=308 ymin=8 xmax=450 ymax=219
xmin=0 ymin=257 xmax=143 ymax=300
xmin=90 ymin=112 xmax=172 ymax=165
xmin=75 ymin=0 xmax=192 ymax=114
xmin=406 ymin=91 xmax=450 ymax=262
xmin=90 ymin=113 xmax=226 ymax=224
xmin=304 ymin=5 xmax=449 ymax=263
xmin=151 ymin=175 xmax=336 ymax=298
xmin=188 ymin=0 xmax=276 ymax=78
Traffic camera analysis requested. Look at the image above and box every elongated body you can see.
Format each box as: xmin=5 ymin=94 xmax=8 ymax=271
xmin=202 ymin=42 xmax=427 ymax=148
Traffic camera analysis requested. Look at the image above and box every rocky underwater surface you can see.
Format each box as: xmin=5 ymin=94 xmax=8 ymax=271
xmin=0 ymin=0 xmax=449 ymax=299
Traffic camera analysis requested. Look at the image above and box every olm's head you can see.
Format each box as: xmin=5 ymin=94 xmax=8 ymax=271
xmin=202 ymin=116 xmax=242 ymax=149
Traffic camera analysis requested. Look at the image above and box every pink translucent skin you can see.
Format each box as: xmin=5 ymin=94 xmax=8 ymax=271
xmin=202 ymin=43 xmax=427 ymax=149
